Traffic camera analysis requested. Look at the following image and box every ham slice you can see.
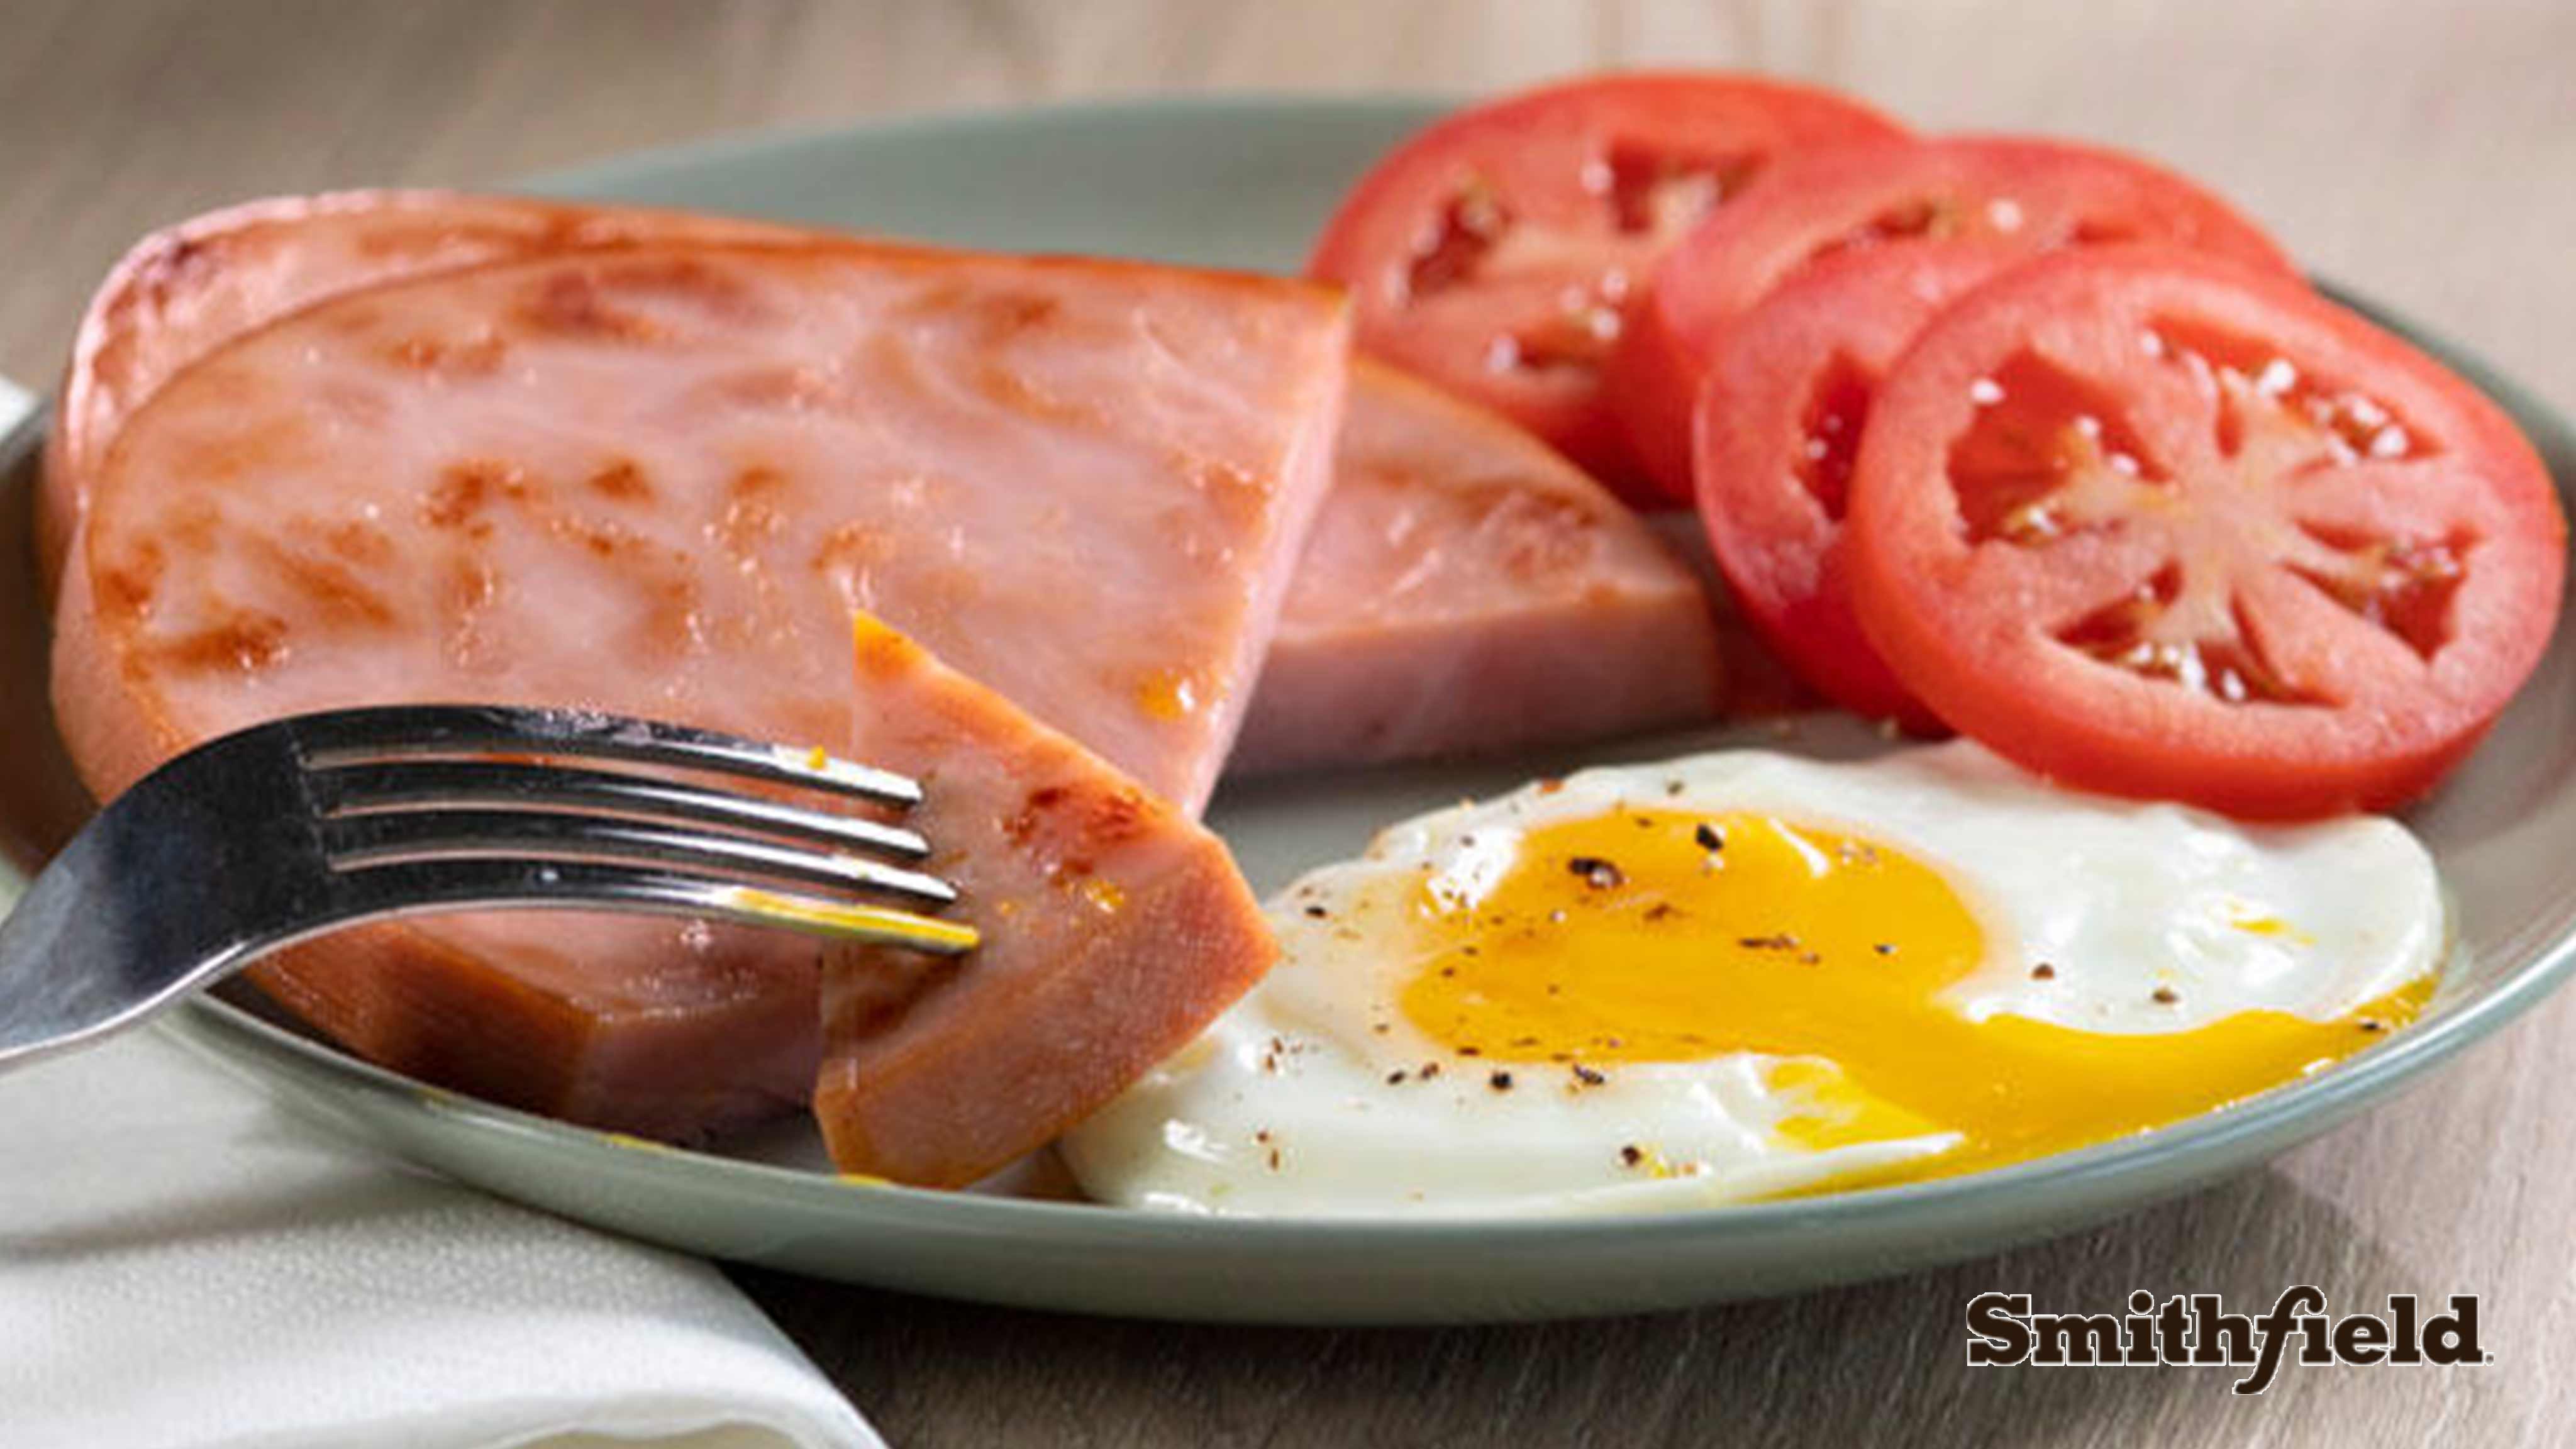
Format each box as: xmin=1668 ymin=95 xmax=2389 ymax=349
xmin=819 ymin=616 xmax=1272 ymax=1185
xmin=1231 ymin=362 xmax=1725 ymax=772
xmin=50 ymin=193 xmax=1738 ymax=778
xmin=41 ymin=190 xmax=797 ymax=599
xmin=54 ymin=238 xmax=1346 ymax=1140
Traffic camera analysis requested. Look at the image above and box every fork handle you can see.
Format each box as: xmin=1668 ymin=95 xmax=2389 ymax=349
xmin=0 ymin=740 xmax=319 ymax=1070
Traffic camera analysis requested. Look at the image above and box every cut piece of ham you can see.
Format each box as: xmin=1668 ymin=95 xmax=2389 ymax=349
xmin=54 ymin=237 xmax=1346 ymax=1140
xmin=41 ymin=190 xmax=800 ymax=599
xmin=819 ymin=615 xmax=1273 ymax=1186
xmin=1230 ymin=361 xmax=1726 ymax=773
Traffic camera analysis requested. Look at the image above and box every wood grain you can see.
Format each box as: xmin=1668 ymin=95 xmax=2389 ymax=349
xmin=6 ymin=1 xmax=2570 ymax=1443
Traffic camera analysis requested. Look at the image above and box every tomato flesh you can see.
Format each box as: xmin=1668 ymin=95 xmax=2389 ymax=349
xmin=1844 ymin=248 xmax=2565 ymax=819
xmin=1692 ymin=241 xmax=2024 ymax=728
xmin=1620 ymin=136 xmax=2296 ymax=500
xmin=1308 ymin=73 xmax=1907 ymax=496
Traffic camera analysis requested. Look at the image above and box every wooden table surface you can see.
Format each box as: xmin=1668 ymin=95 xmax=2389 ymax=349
xmin=9 ymin=2 xmax=2572 ymax=1444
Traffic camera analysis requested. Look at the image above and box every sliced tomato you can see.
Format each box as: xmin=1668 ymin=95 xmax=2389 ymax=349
xmin=1692 ymin=241 xmax=2024 ymax=730
xmin=1620 ymin=136 xmax=2296 ymax=499
xmin=1307 ymin=73 xmax=1907 ymax=497
xmin=1843 ymin=247 xmax=2565 ymax=819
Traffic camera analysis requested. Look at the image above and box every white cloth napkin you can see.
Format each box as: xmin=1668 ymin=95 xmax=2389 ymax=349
xmin=0 ymin=979 xmax=882 ymax=1449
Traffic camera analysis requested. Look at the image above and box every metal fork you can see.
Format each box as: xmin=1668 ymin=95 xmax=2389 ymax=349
xmin=0 ymin=703 xmax=977 ymax=1071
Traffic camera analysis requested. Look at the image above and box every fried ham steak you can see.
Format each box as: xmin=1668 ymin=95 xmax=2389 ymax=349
xmin=53 ymin=236 xmax=1345 ymax=1148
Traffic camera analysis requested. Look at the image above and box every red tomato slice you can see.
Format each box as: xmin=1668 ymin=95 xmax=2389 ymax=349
xmin=1692 ymin=241 xmax=2024 ymax=730
xmin=1307 ymin=73 xmax=1907 ymax=498
xmin=1621 ymin=136 xmax=2296 ymax=499
xmin=1844 ymin=247 xmax=2565 ymax=819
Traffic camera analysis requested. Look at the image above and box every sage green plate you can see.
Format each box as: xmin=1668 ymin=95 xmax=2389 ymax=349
xmin=8 ymin=97 xmax=2575 ymax=1324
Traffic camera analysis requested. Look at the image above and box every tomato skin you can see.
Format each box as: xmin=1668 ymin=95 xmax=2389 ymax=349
xmin=1843 ymin=247 xmax=2565 ymax=819
xmin=1307 ymin=72 xmax=1908 ymax=497
xmin=1620 ymin=136 xmax=2297 ymax=501
xmin=1692 ymin=242 xmax=2023 ymax=731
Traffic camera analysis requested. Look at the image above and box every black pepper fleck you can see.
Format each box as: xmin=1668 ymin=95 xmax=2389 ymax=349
xmin=1572 ymin=1064 xmax=1607 ymax=1087
xmin=2151 ymin=985 xmax=2180 ymax=1005
xmin=1489 ymin=1070 xmax=1514 ymax=1091
xmin=1620 ymin=1144 xmax=1645 ymax=1167
xmin=1694 ymin=823 xmax=1726 ymax=852
xmin=1874 ymin=942 xmax=1896 ymax=957
xmin=2031 ymin=962 xmax=2057 ymax=980
xmin=1302 ymin=904 xmax=1328 ymax=919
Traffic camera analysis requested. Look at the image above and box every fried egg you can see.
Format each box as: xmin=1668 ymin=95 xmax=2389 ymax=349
xmin=1060 ymin=741 xmax=2443 ymax=1216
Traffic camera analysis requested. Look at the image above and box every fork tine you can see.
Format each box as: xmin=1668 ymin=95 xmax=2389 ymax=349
xmin=288 ymin=704 xmax=921 ymax=807
xmin=318 ymin=809 xmax=960 ymax=906
xmin=323 ymin=857 xmax=979 ymax=955
xmin=308 ymin=760 xmax=930 ymax=858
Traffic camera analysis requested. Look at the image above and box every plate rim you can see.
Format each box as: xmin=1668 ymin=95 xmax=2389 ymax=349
xmin=517 ymin=88 xmax=1471 ymax=203
xmin=110 ymin=90 xmax=2576 ymax=1256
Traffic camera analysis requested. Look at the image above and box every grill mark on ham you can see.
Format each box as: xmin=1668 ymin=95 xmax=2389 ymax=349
xmin=43 ymin=191 xmax=808 ymax=602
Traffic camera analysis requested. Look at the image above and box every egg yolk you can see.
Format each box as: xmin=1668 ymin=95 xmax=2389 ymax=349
xmin=1399 ymin=808 xmax=2429 ymax=1191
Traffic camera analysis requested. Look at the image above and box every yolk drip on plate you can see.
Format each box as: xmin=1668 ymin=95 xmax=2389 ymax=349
xmin=1399 ymin=809 xmax=2430 ymax=1191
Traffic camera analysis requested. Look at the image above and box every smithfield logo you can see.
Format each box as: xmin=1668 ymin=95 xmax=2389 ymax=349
xmin=1964 ymin=1287 xmax=2489 ymax=1394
